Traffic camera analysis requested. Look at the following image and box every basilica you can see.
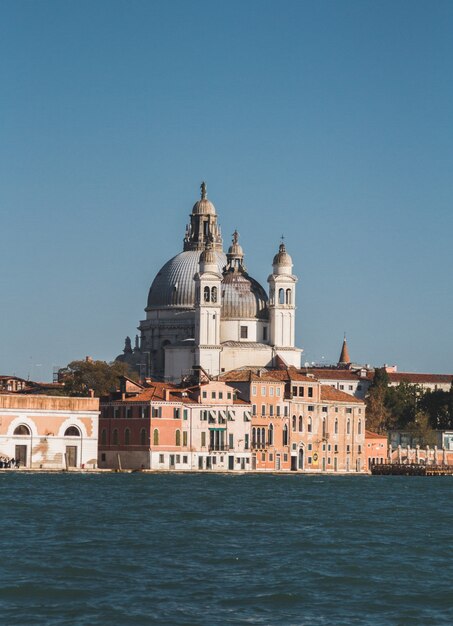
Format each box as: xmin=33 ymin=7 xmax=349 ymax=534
xmin=116 ymin=183 xmax=302 ymax=381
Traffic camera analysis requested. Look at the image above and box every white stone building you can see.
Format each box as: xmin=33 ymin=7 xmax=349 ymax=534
xmin=117 ymin=183 xmax=302 ymax=381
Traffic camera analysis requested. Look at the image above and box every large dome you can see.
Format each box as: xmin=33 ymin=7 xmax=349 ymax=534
xmin=221 ymin=272 xmax=269 ymax=320
xmin=147 ymin=250 xmax=227 ymax=309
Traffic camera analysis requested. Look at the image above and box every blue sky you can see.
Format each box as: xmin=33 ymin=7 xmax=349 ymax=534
xmin=1 ymin=0 xmax=452 ymax=379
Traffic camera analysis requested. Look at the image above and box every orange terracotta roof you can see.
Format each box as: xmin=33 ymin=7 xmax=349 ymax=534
xmin=388 ymin=373 xmax=453 ymax=384
xmin=320 ymin=385 xmax=363 ymax=404
xmin=338 ymin=337 xmax=351 ymax=364
xmin=306 ymin=369 xmax=363 ymax=381
xmin=365 ymin=430 xmax=387 ymax=439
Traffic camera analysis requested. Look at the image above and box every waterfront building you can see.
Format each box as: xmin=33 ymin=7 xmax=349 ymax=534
xmin=98 ymin=379 xmax=252 ymax=471
xmin=365 ymin=430 xmax=388 ymax=470
xmin=222 ymin=367 xmax=367 ymax=473
xmin=116 ymin=183 xmax=302 ymax=381
xmin=0 ymin=394 xmax=99 ymax=468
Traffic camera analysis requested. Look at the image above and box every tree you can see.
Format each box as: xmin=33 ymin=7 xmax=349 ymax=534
xmin=419 ymin=387 xmax=453 ymax=430
xmin=365 ymin=368 xmax=391 ymax=433
xmin=61 ymin=359 xmax=137 ymax=397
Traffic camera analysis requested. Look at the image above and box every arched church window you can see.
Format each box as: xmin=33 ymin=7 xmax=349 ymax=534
xmin=335 ymin=419 xmax=338 ymax=435
xmin=278 ymin=288 xmax=285 ymax=304
xmin=307 ymin=417 xmax=312 ymax=433
xmin=358 ymin=419 xmax=362 ymax=435
xmin=299 ymin=416 xmax=303 ymax=432
xmin=175 ymin=430 xmax=181 ymax=446
xmin=64 ymin=426 xmax=80 ymax=437
xmin=257 ymin=428 xmax=261 ymax=446
xmin=204 ymin=286 xmax=210 ymax=302
xmin=252 ymin=427 xmax=256 ymax=447
xmin=153 ymin=429 xmax=159 ymax=446
xmin=347 ymin=419 xmax=351 ymax=435
xmin=112 ymin=429 xmax=119 ymax=445
xmin=211 ymin=286 xmax=217 ymax=303
xmin=322 ymin=418 xmax=326 ymax=438
xmin=124 ymin=428 xmax=131 ymax=445
xmin=292 ymin=415 xmax=296 ymax=431
xmin=101 ymin=429 xmax=107 ymax=445
xmin=261 ymin=428 xmax=266 ymax=445
xmin=286 ymin=289 xmax=292 ymax=305
xmin=140 ymin=428 xmax=147 ymax=446
xmin=14 ymin=425 xmax=30 ymax=436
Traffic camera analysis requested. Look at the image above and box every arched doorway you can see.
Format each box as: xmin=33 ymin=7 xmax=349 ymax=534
xmin=298 ymin=447 xmax=304 ymax=470
xmin=13 ymin=424 xmax=31 ymax=467
xmin=64 ymin=425 xmax=81 ymax=468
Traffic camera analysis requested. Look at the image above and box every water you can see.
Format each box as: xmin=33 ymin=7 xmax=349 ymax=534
xmin=0 ymin=473 xmax=452 ymax=625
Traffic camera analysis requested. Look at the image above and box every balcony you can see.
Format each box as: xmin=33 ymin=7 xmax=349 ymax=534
xmin=208 ymin=445 xmax=229 ymax=452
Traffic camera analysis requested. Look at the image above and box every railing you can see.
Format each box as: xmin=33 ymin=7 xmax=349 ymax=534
xmin=208 ymin=445 xmax=229 ymax=452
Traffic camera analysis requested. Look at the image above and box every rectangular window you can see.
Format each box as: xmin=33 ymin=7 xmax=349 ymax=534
xmin=183 ymin=409 xmax=188 ymax=420
xmin=284 ymin=406 xmax=288 ymax=417
xmin=292 ymin=386 xmax=297 ymax=397
xmin=322 ymin=406 xmax=328 ymax=413
xmin=201 ymin=432 xmax=206 ymax=447
xmin=159 ymin=454 xmax=164 ymax=463
xmin=173 ymin=408 xmax=180 ymax=419
xmin=101 ymin=453 xmax=106 ymax=462
xmin=308 ymin=457 xmax=312 ymax=464
xmin=276 ymin=405 xmax=281 ymax=417
xmin=227 ymin=392 xmax=232 ymax=400
xmin=212 ymin=392 xmax=216 ymax=399
xmin=334 ymin=444 xmax=338 ymax=453
xmin=261 ymin=452 xmax=266 ymax=461
xmin=308 ymin=443 xmax=312 ymax=451
xmin=229 ymin=433 xmax=234 ymax=449
xmin=358 ymin=445 xmax=362 ymax=454
xmin=176 ymin=455 xmax=180 ymax=463
xmin=308 ymin=405 xmax=314 ymax=412
xmin=269 ymin=387 xmax=274 ymax=396
xmin=202 ymin=391 xmax=207 ymax=398
xmin=183 ymin=455 xmax=188 ymax=464
xmin=219 ymin=392 xmax=223 ymax=400
xmin=240 ymin=326 xmax=248 ymax=339
xmin=346 ymin=408 xmax=352 ymax=414
xmin=328 ymin=457 xmax=331 ymax=465
xmin=245 ymin=434 xmax=249 ymax=450
xmin=298 ymin=387 xmax=304 ymax=397
xmin=269 ymin=453 xmax=273 ymax=461
xmin=252 ymin=404 xmax=257 ymax=416
xmin=283 ymin=454 xmax=288 ymax=462
xmin=261 ymin=386 xmax=266 ymax=396
xmin=269 ymin=405 xmax=274 ymax=417
xmin=183 ymin=431 xmax=188 ymax=446
xmin=261 ymin=404 xmax=266 ymax=416
xmin=263 ymin=326 xmax=268 ymax=341
xmin=308 ymin=387 xmax=313 ymax=398
xmin=252 ymin=385 xmax=257 ymax=396
xmin=340 ymin=385 xmax=344 ymax=390
xmin=276 ymin=387 xmax=281 ymax=397
xmin=349 ymin=385 xmax=353 ymax=391
xmin=346 ymin=445 xmax=351 ymax=453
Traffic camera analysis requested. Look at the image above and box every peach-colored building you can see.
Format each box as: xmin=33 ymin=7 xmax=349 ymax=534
xmin=365 ymin=430 xmax=388 ymax=470
xmin=98 ymin=380 xmax=252 ymax=471
xmin=0 ymin=394 xmax=99 ymax=468
xmin=222 ymin=367 xmax=367 ymax=473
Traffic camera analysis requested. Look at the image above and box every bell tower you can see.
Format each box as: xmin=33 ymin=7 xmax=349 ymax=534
xmin=194 ymin=240 xmax=222 ymax=376
xmin=268 ymin=240 xmax=301 ymax=367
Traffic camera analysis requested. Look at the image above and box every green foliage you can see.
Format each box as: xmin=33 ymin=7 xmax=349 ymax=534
xmin=419 ymin=386 xmax=453 ymax=430
xmin=365 ymin=368 xmax=391 ymax=433
xmin=366 ymin=369 xmax=453 ymax=438
xmin=62 ymin=359 xmax=137 ymax=397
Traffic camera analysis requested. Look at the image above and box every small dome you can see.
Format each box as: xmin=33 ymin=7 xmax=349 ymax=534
xmin=192 ymin=198 xmax=216 ymax=216
xmin=200 ymin=245 xmax=217 ymax=265
xmin=148 ymin=250 xmax=227 ymax=309
xmin=192 ymin=181 xmax=216 ymax=215
xmin=221 ymin=272 xmax=269 ymax=320
xmin=273 ymin=242 xmax=292 ymax=267
xmin=227 ymin=230 xmax=244 ymax=259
